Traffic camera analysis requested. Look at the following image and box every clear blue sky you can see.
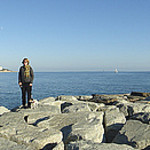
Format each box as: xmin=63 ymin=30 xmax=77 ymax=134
xmin=0 ymin=0 xmax=150 ymax=71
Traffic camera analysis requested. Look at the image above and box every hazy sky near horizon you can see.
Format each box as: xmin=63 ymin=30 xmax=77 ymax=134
xmin=0 ymin=0 xmax=150 ymax=71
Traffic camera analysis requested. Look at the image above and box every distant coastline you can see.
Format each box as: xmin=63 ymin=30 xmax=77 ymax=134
xmin=0 ymin=69 xmax=17 ymax=72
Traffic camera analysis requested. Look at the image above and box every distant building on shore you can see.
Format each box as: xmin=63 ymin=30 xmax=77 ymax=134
xmin=0 ymin=65 xmax=3 ymax=71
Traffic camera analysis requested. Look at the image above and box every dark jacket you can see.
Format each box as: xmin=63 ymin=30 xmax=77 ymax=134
xmin=18 ymin=65 xmax=34 ymax=84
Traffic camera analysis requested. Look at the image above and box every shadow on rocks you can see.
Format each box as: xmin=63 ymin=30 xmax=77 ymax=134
xmin=61 ymin=124 xmax=73 ymax=143
xmin=143 ymin=145 xmax=150 ymax=150
xmin=105 ymin=123 xmax=125 ymax=143
xmin=41 ymin=143 xmax=57 ymax=150
xmin=113 ymin=132 xmax=137 ymax=148
xmin=61 ymin=102 xmax=73 ymax=112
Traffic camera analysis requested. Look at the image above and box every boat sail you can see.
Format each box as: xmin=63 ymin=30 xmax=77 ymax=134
xmin=115 ymin=69 xmax=118 ymax=73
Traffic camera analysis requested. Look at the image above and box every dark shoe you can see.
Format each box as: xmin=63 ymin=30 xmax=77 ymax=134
xmin=27 ymin=104 xmax=31 ymax=109
xmin=22 ymin=105 xmax=26 ymax=109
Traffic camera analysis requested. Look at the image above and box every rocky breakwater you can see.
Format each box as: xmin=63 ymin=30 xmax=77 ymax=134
xmin=1 ymin=92 xmax=150 ymax=149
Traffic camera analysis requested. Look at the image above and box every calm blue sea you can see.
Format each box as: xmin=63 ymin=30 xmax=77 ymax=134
xmin=0 ymin=72 xmax=150 ymax=109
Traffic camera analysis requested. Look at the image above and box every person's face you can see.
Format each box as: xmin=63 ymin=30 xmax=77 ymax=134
xmin=24 ymin=61 xmax=28 ymax=66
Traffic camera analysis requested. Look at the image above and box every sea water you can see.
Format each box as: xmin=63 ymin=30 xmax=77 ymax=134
xmin=0 ymin=72 xmax=150 ymax=109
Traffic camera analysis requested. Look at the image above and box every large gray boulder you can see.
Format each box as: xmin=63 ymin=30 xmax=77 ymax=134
xmin=62 ymin=103 xmax=90 ymax=113
xmin=62 ymin=102 xmax=102 ymax=113
xmin=62 ymin=102 xmax=104 ymax=113
xmin=117 ymin=101 xmax=150 ymax=117
xmin=53 ymin=141 xmax=64 ymax=150
xmin=77 ymin=95 xmax=93 ymax=101
xmin=38 ymin=96 xmax=56 ymax=104
xmin=56 ymin=95 xmax=78 ymax=102
xmin=0 ymin=111 xmax=63 ymax=149
xmin=11 ymin=126 xmax=63 ymax=149
xmin=130 ymin=112 xmax=150 ymax=124
xmin=113 ymin=120 xmax=150 ymax=149
xmin=34 ymin=111 xmax=104 ymax=143
xmin=0 ymin=106 xmax=10 ymax=115
xmin=66 ymin=141 xmax=136 ymax=150
xmin=17 ymin=103 xmax=61 ymax=114
xmin=0 ymin=112 xmax=26 ymax=127
xmin=0 ymin=137 xmax=34 ymax=150
xmin=104 ymin=107 xmax=126 ymax=142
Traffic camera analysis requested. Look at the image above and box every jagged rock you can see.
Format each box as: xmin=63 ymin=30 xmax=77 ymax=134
xmin=77 ymin=95 xmax=93 ymax=101
xmin=130 ymin=112 xmax=150 ymax=124
xmin=0 ymin=111 xmax=63 ymax=149
xmin=11 ymin=126 xmax=63 ymax=149
xmin=17 ymin=104 xmax=61 ymax=114
xmin=53 ymin=141 xmax=64 ymax=150
xmin=104 ymin=107 xmax=126 ymax=142
xmin=131 ymin=92 xmax=150 ymax=97
xmin=127 ymin=95 xmax=145 ymax=102
xmin=56 ymin=95 xmax=78 ymax=102
xmin=0 ymin=106 xmax=10 ymax=115
xmin=89 ymin=94 xmax=119 ymax=104
xmin=62 ymin=102 xmax=102 ymax=113
xmin=62 ymin=103 xmax=90 ymax=113
xmin=97 ymin=105 xmax=116 ymax=112
xmin=0 ymin=112 xmax=26 ymax=127
xmin=117 ymin=101 xmax=150 ymax=117
xmin=89 ymin=94 xmax=127 ymax=104
xmin=0 ymin=137 xmax=34 ymax=150
xmin=66 ymin=141 xmax=136 ymax=150
xmin=113 ymin=120 xmax=150 ymax=149
xmin=145 ymin=96 xmax=150 ymax=101
xmin=39 ymin=96 xmax=56 ymax=104
xmin=33 ymin=111 xmax=104 ymax=143
xmin=24 ymin=112 xmax=52 ymax=125
xmin=0 ymin=124 xmax=62 ymax=149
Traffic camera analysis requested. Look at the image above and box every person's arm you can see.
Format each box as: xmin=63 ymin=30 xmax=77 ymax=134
xmin=18 ymin=67 xmax=22 ymax=86
xmin=30 ymin=67 xmax=34 ymax=85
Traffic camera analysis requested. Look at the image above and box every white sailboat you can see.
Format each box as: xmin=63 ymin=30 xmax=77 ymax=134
xmin=115 ymin=69 xmax=118 ymax=73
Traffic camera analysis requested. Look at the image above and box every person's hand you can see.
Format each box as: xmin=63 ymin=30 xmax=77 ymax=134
xmin=19 ymin=82 xmax=22 ymax=86
xmin=29 ymin=83 xmax=32 ymax=86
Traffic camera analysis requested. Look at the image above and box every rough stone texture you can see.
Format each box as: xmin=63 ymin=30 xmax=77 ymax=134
xmin=38 ymin=96 xmax=56 ymax=104
xmin=97 ymin=105 xmax=117 ymax=112
xmin=62 ymin=102 xmax=101 ymax=113
xmin=0 ymin=111 xmax=63 ymax=149
xmin=1 ymin=93 xmax=150 ymax=149
xmin=0 ymin=137 xmax=34 ymax=150
xmin=127 ymin=95 xmax=145 ymax=102
xmin=90 ymin=94 xmax=120 ymax=104
xmin=77 ymin=95 xmax=93 ymax=101
xmin=18 ymin=103 xmax=61 ymax=114
xmin=145 ymin=96 xmax=150 ymax=101
xmin=0 ymin=106 xmax=10 ymax=115
xmin=104 ymin=107 xmax=126 ymax=142
xmin=53 ymin=142 xmax=64 ymax=150
xmin=130 ymin=112 xmax=150 ymax=124
xmin=66 ymin=141 xmax=136 ymax=150
xmin=113 ymin=120 xmax=150 ymax=149
xmin=0 ymin=124 xmax=62 ymax=149
xmin=0 ymin=112 xmax=26 ymax=127
xmin=62 ymin=103 xmax=90 ymax=113
xmin=25 ymin=112 xmax=52 ymax=125
xmin=35 ymin=111 xmax=104 ymax=143
xmin=131 ymin=91 xmax=150 ymax=97
xmin=56 ymin=95 xmax=78 ymax=102
xmin=117 ymin=101 xmax=150 ymax=117
xmin=11 ymin=126 xmax=62 ymax=149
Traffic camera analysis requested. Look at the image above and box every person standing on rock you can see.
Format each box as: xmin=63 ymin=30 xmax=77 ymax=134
xmin=18 ymin=58 xmax=34 ymax=108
